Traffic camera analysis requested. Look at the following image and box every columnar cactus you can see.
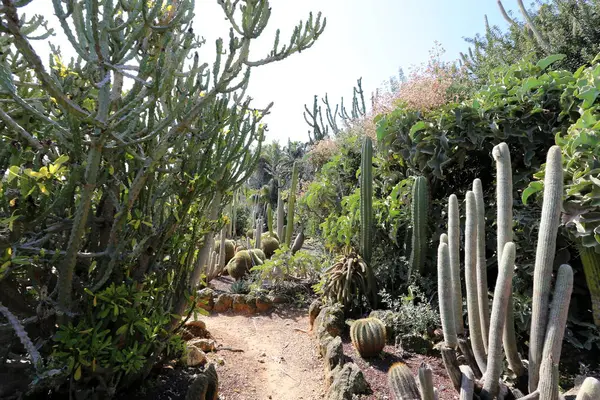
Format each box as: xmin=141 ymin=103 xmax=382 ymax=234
xmin=437 ymin=240 xmax=458 ymax=349
xmin=277 ymin=188 xmax=285 ymax=241
xmin=409 ymin=176 xmax=429 ymax=278
xmin=350 ymin=317 xmax=386 ymax=358
xmin=472 ymin=179 xmax=489 ymax=351
xmin=360 ymin=136 xmax=378 ymax=306
xmin=267 ymin=203 xmax=273 ymax=235
xmin=255 ymin=218 xmax=263 ymax=250
xmin=285 ymin=162 xmax=299 ymax=246
xmin=492 ymin=142 xmax=524 ymax=377
xmin=448 ymin=194 xmax=464 ymax=336
xmin=576 ymin=377 xmax=600 ymax=400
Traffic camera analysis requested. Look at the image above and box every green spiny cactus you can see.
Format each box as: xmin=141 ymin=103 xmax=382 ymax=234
xmin=528 ymin=145 xmax=564 ymax=392
xmin=472 ymin=179 xmax=489 ymax=352
xmin=248 ymin=249 xmax=264 ymax=266
xmin=277 ymin=188 xmax=285 ymax=241
xmin=418 ymin=363 xmax=436 ymax=400
xmin=482 ymin=241 xmax=516 ymax=399
xmin=262 ymin=231 xmax=280 ymax=241
xmin=492 ymin=142 xmax=524 ymax=378
xmin=576 ymin=377 xmax=600 ymax=400
xmin=251 ymin=248 xmax=266 ymax=262
xmin=261 ymin=236 xmax=280 ymax=258
xmin=448 ymin=194 xmax=464 ymax=336
xmin=350 ymin=317 xmax=386 ymax=358
xmin=388 ymin=362 xmax=421 ymax=400
xmin=255 ymin=218 xmax=263 ymax=250
xmin=267 ymin=203 xmax=273 ymax=235
xmin=227 ymin=250 xmax=252 ymax=280
xmin=285 ymin=162 xmax=299 ymax=247
xmin=360 ymin=136 xmax=373 ymax=264
xmin=464 ymin=191 xmax=487 ymax=374
xmin=437 ymin=240 xmax=458 ymax=349
xmin=218 ymin=227 xmax=227 ymax=269
xmin=409 ymin=176 xmax=429 ymax=278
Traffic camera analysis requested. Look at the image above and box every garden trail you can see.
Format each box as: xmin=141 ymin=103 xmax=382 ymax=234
xmin=203 ymin=307 xmax=325 ymax=400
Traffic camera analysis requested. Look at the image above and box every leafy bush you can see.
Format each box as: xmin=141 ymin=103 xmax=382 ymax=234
xmin=379 ymin=284 xmax=440 ymax=337
xmin=250 ymin=245 xmax=326 ymax=286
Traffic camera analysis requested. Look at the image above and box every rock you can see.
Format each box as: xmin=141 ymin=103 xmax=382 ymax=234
xmin=183 ymin=320 xmax=211 ymax=339
xmin=189 ymin=338 xmax=217 ymax=352
xmin=196 ymin=288 xmax=215 ymax=311
xmin=326 ymin=362 xmax=370 ymax=400
xmin=369 ymin=310 xmax=396 ymax=343
xmin=213 ymin=293 xmax=233 ymax=312
xmin=324 ymin=336 xmax=344 ymax=385
xmin=244 ymin=295 xmax=258 ymax=314
xmin=232 ymin=294 xmax=253 ymax=314
xmin=315 ymin=305 xmax=345 ymax=339
xmin=397 ymin=333 xmax=433 ymax=355
xmin=308 ymin=299 xmax=323 ymax=330
xmin=186 ymin=363 xmax=218 ymax=400
xmin=183 ymin=344 xmax=207 ymax=367
xmin=256 ymin=295 xmax=273 ymax=313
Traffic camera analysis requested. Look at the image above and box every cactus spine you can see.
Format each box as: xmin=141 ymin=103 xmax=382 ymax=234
xmin=409 ymin=176 xmax=429 ymax=278
xmin=350 ymin=317 xmax=386 ymax=358
xmin=472 ymin=179 xmax=489 ymax=351
xmin=277 ymin=188 xmax=285 ymax=241
xmin=448 ymin=194 xmax=464 ymax=335
xmin=360 ymin=136 xmax=373 ymax=265
xmin=438 ymin=241 xmax=458 ymax=349
xmin=388 ymin=362 xmax=421 ymax=400
xmin=285 ymin=162 xmax=299 ymax=247
xmin=492 ymin=142 xmax=524 ymax=377
xmin=528 ymin=145 xmax=564 ymax=392
xmin=482 ymin=241 xmax=516 ymax=399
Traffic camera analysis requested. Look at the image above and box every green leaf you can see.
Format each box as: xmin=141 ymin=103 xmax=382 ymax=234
xmin=409 ymin=121 xmax=426 ymax=138
xmin=536 ymin=54 xmax=566 ymax=70
xmin=522 ymin=181 xmax=544 ymax=205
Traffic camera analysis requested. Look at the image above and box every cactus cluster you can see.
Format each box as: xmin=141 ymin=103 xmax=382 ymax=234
xmin=428 ymin=143 xmax=600 ymax=399
xmin=350 ymin=317 xmax=386 ymax=358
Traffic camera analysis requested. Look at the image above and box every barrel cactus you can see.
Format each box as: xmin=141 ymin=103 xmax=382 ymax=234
xmin=388 ymin=362 xmax=421 ymax=400
xmin=250 ymin=248 xmax=266 ymax=262
xmin=261 ymin=236 xmax=280 ymax=258
xmin=262 ymin=231 xmax=280 ymax=242
xmin=350 ymin=317 xmax=386 ymax=358
xmin=227 ymin=251 xmax=252 ymax=280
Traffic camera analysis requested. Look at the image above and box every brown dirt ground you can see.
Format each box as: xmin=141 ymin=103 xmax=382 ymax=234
xmin=204 ymin=307 xmax=326 ymax=400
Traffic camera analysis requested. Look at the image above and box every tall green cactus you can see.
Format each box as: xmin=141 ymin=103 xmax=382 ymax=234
xmin=448 ymin=194 xmax=464 ymax=336
xmin=528 ymin=145 xmax=564 ymax=392
xmin=360 ymin=136 xmax=373 ymax=265
xmin=277 ymin=188 xmax=285 ymax=240
xmin=409 ymin=176 xmax=429 ymax=278
xmin=438 ymin=240 xmax=458 ymax=349
xmin=267 ymin=203 xmax=273 ymax=235
xmin=285 ymin=162 xmax=299 ymax=247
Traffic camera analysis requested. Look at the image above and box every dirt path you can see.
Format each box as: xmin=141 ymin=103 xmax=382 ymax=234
xmin=204 ymin=307 xmax=325 ymax=400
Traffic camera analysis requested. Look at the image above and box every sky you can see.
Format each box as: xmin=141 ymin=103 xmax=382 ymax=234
xmin=22 ymin=0 xmax=522 ymax=144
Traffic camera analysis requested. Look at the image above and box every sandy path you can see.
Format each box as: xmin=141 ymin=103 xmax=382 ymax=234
xmin=203 ymin=307 xmax=325 ymax=400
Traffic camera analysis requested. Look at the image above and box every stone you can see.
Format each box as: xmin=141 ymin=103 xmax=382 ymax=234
xmin=324 ymin=336 xmax=344 ymax=385
xmin=308 ymin=299 xmax=323 ymax=330
xmin=213 ymin=293 xmax=233 ymax=312
xmin=186 ymin=363 xmax=218 ymax=400
xmin=232 ymin=294 xmax=253 ymax=314
xmin=256 ymin=295 xmax=273 ymax=313
xmin=244 ymin=295 xmax=258 ymax=314
xmin=315 ymin=305 xmax=345 ymax=339
xmin=189 ymin=338 xmax=217 ymax=352
xmin=183 ymin=344 xmax=207 ymax=367
xmin=196 ymin=288 xmax=215 ymax=311
xmin=369 ymin=309 xmax=396 ymax=343
xmin=183 ymin=320 xmax=211 ymax=339
xmin=326 ymin=362 xmax=370 ymax=400
xmin=397 ymin=333 xmax=433 ymax=355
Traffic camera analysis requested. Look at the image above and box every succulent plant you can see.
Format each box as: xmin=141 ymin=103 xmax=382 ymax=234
xmin=360 ymin=136 xmax=378 ymax=307
xmin=387 ymin=362 xmax=421 ymax=400
xmin=250 ymin=248 xmax=266 ymax=262
xmin=285 ymin=161 xmax=299 ymax=246
xmin=291 ymin=230 xmax=305 ymax=254
xmin=227 ymin=250 xmax=252 ymax=280
xmin=261 ymin=236 xmax=280 ymax=258
xmin=350 ymin=317 xmax=386 ymax=358
xmin=321 ymin=251 xmax=375 ymax=311
xmin=262 ymin=231 xmax=280 ymax=242
xmin=409 ymin=176 xmax=429 ymax=278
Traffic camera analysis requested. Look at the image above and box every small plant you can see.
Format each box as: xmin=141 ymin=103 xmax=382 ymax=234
xmin=350 ymin=317 xmax=387 ymax=358
xmin=230 ymin=280 xmax=251 ymax=295
xmin=379 ymin=284 xmax=440 ymax=338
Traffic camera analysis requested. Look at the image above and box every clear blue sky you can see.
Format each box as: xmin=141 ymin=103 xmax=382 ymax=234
xmin=25 ymin=0 xmax=523 ymax=143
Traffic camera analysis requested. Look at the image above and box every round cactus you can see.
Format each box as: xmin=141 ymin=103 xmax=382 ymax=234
xmin=261 ymin=236 xmax=280 ymax=258
xmin=262 ymin=231 xmax=280 ymax=242
xmin=388 ymin=362 xmax=421 ymax=400
xmin=250 ymin=248 xmax=266 ymax=262
xmin=350 ymin=317 xmax=386 ymax=358
xmin=215 ymin=239 xmax=235 ymax=265
xmin=227 ymin=250 xmax=252 ymax=280
xmin=248 ymin=249 xmax=264 ymax=266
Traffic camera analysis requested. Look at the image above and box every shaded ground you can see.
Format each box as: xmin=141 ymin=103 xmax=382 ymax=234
xmin=341 ymin=337 xmax=457 ymax=400
xmin=206 ymin=307 xmax=325 ymax=400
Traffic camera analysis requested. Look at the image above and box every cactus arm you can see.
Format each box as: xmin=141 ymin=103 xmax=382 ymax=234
xmin=438 ymin=241 xmax=458 ymax=349
xmin=537 ymin=358 xmax=560 ymax=400
xmin=473 ymin=179 xmax=489 ymax=350
xmin=360 ymin=136 xmax=373 ymax=265
xmin=482 ymin=241 xmax=516 ymax=399
xmin=277 ymin=188 xmax=285 ymax=240
xmin=409 ymin=176 xmax=429 ymax=278
xmin=190 ymin=192 xmax=222 ymax=288
xmin=575 ymin=377 xmax=600 ymax=400
xmin=0 ymin=303 xmax=42 ymax=370
xmin=448 ymin=194 xmax=465 ymax=336
xmin=285 ymin=162 xmax=298 ymax=246
xmin=492 ymin=142 xmax=525 ymax=377
xmin=459 ymin=366 xmax=475 ymax=400
xmin=419 ymin=363 xmax=436 ymax=400
xmin=528 ymin=146 xmax=564 ymax=392
xmin=465 ymin=191 xmax=488 ymax=374
xmin=538 ymin=264 xmax=573 ymax=397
